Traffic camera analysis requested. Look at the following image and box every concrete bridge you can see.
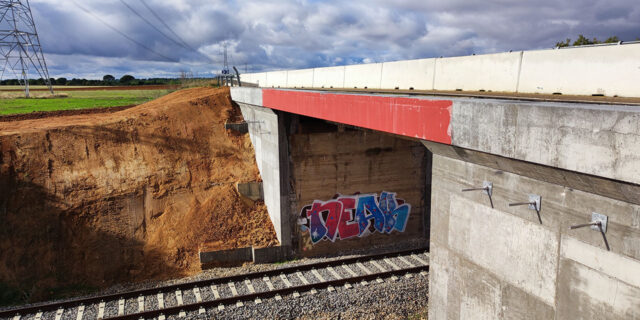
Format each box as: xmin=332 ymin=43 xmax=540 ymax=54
xmin=231 ymin=43 xmax=640 ymax=319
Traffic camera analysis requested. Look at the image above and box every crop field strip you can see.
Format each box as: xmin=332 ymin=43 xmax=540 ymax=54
xmin=0 ymin=249 xmax=429 ymax=320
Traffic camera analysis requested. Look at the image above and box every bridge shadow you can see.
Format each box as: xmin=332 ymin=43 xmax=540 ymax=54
xmin=0 ymin=163 xmax=183 ymax=306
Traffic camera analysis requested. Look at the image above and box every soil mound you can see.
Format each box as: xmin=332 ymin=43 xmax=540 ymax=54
xmin=0 ymin=87 xmax=278 ymax=303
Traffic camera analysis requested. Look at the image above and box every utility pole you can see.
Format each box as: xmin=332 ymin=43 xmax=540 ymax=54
xmin=0 ymin=0 xmax=53 ymax=97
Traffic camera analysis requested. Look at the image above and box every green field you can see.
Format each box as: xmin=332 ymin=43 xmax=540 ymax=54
xmin=0 ymin=89 xmax=172 ymax=115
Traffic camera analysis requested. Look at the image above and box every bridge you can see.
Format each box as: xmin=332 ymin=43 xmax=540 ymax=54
xmin=231 ymin=42 xmax=640 ymax=319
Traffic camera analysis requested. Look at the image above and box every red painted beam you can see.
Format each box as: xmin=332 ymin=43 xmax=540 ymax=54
xmin=262 ymin=89 xmax=452 ymax=144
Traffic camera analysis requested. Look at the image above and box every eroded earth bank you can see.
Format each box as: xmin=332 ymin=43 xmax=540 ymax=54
xmin=0 ymin=87 xmax=278 ymax=303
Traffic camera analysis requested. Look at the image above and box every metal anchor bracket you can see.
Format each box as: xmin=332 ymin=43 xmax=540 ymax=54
xmin=570 ymin=212 xmax=608 ymax=234
xmin=462 ymin=181 xmax=494 ymax=208
xmin=569 ymin=212 xmax=610 ymax=251
xmin=509 ymin=194 xmax=542 ymax=224
xmin=509 ymin=194 xmax=541 ymax=212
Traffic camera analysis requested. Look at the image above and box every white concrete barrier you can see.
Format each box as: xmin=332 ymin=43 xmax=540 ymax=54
xmin=265 ymin=70 xmax=288 ymax=88
xmin=434 ymin=52 xmax=522 ymax=92
xmin=286 ymin=68 xmax=314 ymax=88
xmin=243 ymin=42 xmax=640 ymax=97
xmin=344 ymin=63 xmax=383 ymax=89
xmin=312 ymin=66 xmax=345 ymax=88
xmin=380 ymin=58 xmax=436 ymax=90
xmin=518 ymin=44 xmax=640 ymax=97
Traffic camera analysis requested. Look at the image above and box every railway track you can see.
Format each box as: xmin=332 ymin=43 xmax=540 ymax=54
xmin=1 ymin=249 xmax=429 ymax=320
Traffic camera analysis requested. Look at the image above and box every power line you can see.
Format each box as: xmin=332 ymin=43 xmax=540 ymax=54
xmin=139 ymin=0 xmax=214 ymax=63
xmin=139 ymin=0 xmax=195 ymax=52
xmin=71 ymin=0 xmax=177 ymax=63
xmin=118 ymin=0 xmax=187 ymax=51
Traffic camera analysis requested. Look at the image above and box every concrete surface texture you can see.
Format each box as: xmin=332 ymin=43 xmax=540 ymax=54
xmin=450 ymin=98 xmax=640 ymax=186
xmin=428 ymin=153 xmax=640 ymax=319
xmin=237 ymin=102 xmax=291 ymax=246
xmin=240 ymin=42 xmax=640 ymax=97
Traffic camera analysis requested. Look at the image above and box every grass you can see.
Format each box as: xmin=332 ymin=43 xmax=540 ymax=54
xmin=0 ymin=89 xmax=172 ymax=115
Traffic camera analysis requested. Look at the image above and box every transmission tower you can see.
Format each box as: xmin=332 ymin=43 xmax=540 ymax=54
xmin=0 ymin=0 xmax=53 ymax=97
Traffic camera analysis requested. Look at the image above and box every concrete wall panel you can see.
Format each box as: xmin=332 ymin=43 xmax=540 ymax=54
xmin=343 ymin=63 xmax=383 ymax=89
xmin=519 ymin=45 xmax=640 ymax=97
xmin=434 ymin=52 xmax=522 ymax=92
xmin=265 ymin=70 xmax=287 ymax=88
xmin=312 ymin=66 xmax=345 ymax=88
xmin=286 ymin=69 xmax=314 ymax=88
xmin=449 ymin=195 xmax=558 ymax=305
xmin=380 ymin=59 xmax=436 ymax=90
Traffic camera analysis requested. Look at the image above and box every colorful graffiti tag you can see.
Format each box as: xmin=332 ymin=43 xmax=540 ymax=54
xmin=298 ymin=192 xmax=411 ymax=244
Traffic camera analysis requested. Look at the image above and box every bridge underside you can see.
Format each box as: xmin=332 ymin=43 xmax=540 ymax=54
xmin=232 ymin=87 xmax=640 ymax=319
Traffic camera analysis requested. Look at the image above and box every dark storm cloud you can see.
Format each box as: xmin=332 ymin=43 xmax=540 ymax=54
xmin=28 ymin=0 xmax=640 ymax=79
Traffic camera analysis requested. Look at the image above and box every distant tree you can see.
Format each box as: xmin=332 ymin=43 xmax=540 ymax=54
xmin=56 ymin=77 xmax=67 ymax=85
xmin=103 ymin=74 xmax=116 ymax=84
xmin=556 ymin=35 xmax=624 ymax=48
xmin=119 ymin=74 xmax=135 ymax=85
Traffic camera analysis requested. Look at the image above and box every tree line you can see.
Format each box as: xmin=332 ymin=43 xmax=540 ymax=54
xmin=555 ymin=35 xmax=637 ymax=48
xmin=0 ymin=74 xmax=182 ymax=86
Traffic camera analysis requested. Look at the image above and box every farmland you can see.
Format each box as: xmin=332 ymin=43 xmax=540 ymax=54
xmin=0 ymin=86 xmax=174 ymax=115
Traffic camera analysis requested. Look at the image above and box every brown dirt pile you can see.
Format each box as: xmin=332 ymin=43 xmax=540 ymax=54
xmin=0 ymin=87 xmax=278 ymax=302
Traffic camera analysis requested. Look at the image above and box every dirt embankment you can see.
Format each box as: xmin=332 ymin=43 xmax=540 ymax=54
xmin=0 ymin=87 xmax=278 ymax=302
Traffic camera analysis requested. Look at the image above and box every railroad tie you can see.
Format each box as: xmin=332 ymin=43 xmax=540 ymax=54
xmin=311 ymin=269 xmax=325 ymax=282
xmin=137 ymin=295 xmax=145 ymax=312
xmin=398 ymin=256 xmax=416 ymax=268
xmin=12 ymin=314 xmax=20 ymax=320
xmin=279 ymin=274 xmax=292 ymax=287
xmin=157 ymin=292 xmax=165 ymax=309
xmin=175 ymin=290 xmax=184 ymax=306
xmin=296 ymin=271 xmax=310 ymax=285
xmin=76 ymin=305 xmax=84 ymax=320
xmin=341 ymin=264 xmax=358 ymax=277
xmin=370 ymin=260 xmax=387 ymax=272
xmin=55 ymin=308 xmax=64 ymax=320
xmin=228 ymin=282 xmax=243 ymax=307
xmin=178 ymin=310 xmax=186 ymax=318
xmin=199 ymin=306 xmax=206 ymax=315
xmin=263 ymin=277 xmax=275 ymax=290
xmin=118 ymin=298 xmax=125 ymax=316
xmin=210 ymin=285 xmax=221 ymax=299
xmin=411 ymin=253 xmax=429 ymax=266
xmin=244 ymin=279 xmax=261 ymax=304
xmin=356 ymin=262 xmax=373 ymax=275
xmin=384 ymin=258 xmax=401 ymax=271
xmin=158 ymin=314 xmax=165 ymax=320
xmin=193 ymin=287 xmax=202 ymax=303
xmin=34 ymin=311 xmax=42 ymax=320
xmin=97 ymin=301 xmax=105 ymax=319
xmin=326 ymin=266 xmax=342 ymax=280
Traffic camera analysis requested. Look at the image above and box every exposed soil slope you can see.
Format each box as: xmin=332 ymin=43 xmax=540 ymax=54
xmin=0 ymin=87 xmax=278 ymax=302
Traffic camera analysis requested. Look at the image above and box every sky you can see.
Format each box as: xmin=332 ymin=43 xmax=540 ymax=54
xmin=22 ymin=0 xmax=640 ymax=79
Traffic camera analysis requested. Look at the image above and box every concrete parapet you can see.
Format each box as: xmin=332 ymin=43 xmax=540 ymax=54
xmin=241 ymin=42 xmax=640 ymax=97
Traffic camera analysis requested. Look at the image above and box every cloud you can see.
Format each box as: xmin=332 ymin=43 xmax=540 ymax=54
xmin=19 ymin=0 xmax=640 ymax=79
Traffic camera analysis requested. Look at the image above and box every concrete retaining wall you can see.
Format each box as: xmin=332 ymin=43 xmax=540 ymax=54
xmin=237 ymin=101 xmax=291 ymax=246
xmin=428 ymin=152 xmax=640 ymax=319
xmin=239 ymin=42 xmax=640 ymax=97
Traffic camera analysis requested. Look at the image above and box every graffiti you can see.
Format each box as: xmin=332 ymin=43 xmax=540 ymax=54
xmin=298 ymin=191 xmax=411 ymax=244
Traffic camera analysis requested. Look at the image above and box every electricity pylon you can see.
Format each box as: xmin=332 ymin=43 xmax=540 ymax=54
xmin=0 ymin=0 xmax=53 ymax=97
